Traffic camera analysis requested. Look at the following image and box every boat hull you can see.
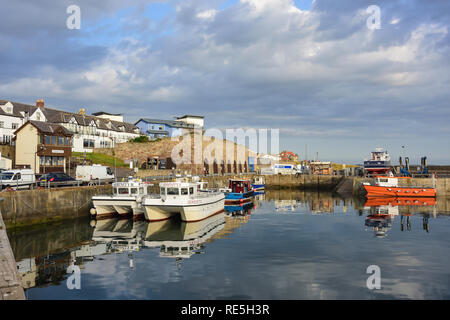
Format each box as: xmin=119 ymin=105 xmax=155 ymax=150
xmin=251 ymin=184 xmax=265 ymax=191
xmin=92 ymin=197 xmax=137 ymax=218
xmin=224 ymin=190 xmax=254 ymax=204
xmin=364 ymin=185 xmax=436 ymax=198
xmin=143 ymin=194 xmax=225 ymax=222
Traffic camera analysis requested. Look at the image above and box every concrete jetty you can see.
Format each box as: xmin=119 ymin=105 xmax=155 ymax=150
xmin=0 ymin=198 xmax=25 ymax=300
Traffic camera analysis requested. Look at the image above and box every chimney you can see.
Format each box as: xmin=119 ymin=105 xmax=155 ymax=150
xmin=36 ymin=99 xmax=44 ymax=108
xmin=78 ymin=108 xmax=86 ymax=116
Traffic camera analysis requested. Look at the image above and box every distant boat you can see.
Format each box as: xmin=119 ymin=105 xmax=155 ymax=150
xmin=364 ymin=148 xmax=392 ymax=175
xmin=251 ymin=176 xmax=265 ymax=192
xmin=224 ymin=179 xmax=254 ymax=205
xmin=363 ymin=177 xmax=436 ymax=198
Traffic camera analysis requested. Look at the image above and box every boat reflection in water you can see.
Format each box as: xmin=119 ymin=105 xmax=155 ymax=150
xmin=363 ymin=197 xmax=437 ymax=238
xmin=143 ymin=213 xmax=226 ymax=260
xmin=224 ymin=201 xmax=255 ymax=217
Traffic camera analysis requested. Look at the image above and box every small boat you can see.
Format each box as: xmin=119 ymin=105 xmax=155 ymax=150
xmin=224 ymin=179 xmax=254 ymax=205
xmin=364 ymin=148 xmax=392 ymax=175
xmin=363 ymin=176 xmax=436 ymax=198
xmin=142 ymin=181 xmax=225 ymax=222
xmin=91 ymin=177 xmax=153 ymax=219
xmin=251 ymin=176 xmax=265 ymax=191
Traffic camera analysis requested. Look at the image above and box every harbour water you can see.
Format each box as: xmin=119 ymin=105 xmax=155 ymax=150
xmin=7 ymin=191 xmax=450 ymax=300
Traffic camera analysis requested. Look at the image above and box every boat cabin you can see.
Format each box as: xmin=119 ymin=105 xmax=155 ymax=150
xmin=159 ymin=182 xmax=198 ymax=197
xmin=374 ymin=176 xmax=409 ymax=187
xmin=253 ymin=176 xmax=265 ymax=185
xmin=112 ymin=180 xmax=150 ymax=197
xmin=228 ymin=179 xmax=252 ymax=193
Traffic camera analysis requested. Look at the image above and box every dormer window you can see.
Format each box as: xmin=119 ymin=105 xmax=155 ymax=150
xmin=36 ymin=113 xmax=41 ymax=121
xmin=6 ymin=107 xmax=12 ymax=113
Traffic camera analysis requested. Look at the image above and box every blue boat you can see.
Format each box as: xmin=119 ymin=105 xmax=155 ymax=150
xmin=224 ymin=179 xmax=254 ymax=205
xmin=251 ymin=176 xmax=265 ymax=191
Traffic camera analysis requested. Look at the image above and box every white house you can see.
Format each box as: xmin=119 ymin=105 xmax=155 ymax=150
xmin=0 ymin=99 xmax=140 ymax=153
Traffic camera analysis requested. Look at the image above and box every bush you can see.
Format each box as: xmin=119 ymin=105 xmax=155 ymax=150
xmin=129 ymin=135 xmax=150 ymax=143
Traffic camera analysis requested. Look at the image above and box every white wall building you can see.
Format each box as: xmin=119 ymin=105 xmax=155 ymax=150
xmin=0 ymin=99 xmax=140 ymax=153
xmin=174 ymin=115 xmax=204 ymax=129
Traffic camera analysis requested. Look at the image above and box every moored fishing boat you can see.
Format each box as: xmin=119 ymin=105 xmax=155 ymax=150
xmin=142 ymin=181 xmax=225 ymax=222
xmin=90 ymin=177 xmax=153 ymax=219
xmin=363 ymin=148 xmax=392 ymax=175
xmin=224 ymin=179 xmax=254 ymax=205
xmin=363 ymin=177 xmax=436 ymax=198
xmin=251 ymin=176 xmax=265 ymax=191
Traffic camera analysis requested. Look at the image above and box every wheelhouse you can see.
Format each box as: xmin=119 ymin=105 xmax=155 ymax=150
xmin=228 ymin=179 xmax=252 ymax=193
xmin=112 ymin=181 xmax=150 ymax=196
xmin=159 ymin=182 xmax=198 ymax=197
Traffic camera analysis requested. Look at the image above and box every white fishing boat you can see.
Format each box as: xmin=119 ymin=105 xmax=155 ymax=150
xmin=142 ymin=181 xmax=225 ymax=222
xmin=90 ymin=177 xmax=153 ymax=219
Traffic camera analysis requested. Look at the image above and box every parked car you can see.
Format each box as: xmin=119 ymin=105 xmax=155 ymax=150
xmin=0 ymin=169 xmax=36 ymax=190
xmin=39 ymin=172 xmax=78 ymax=187
xmin=76 ymin=165 xmax=115 ymax=184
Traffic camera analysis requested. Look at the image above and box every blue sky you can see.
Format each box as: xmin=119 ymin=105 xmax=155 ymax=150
xmin=0 ymin=0 xmax=449 ymax=163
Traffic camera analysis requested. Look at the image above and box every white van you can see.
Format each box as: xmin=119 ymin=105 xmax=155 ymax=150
xmin=272 ymin=164 xmax=298 ymax=175
xmin=76 ymin=165 xmax=115 ymax=183
xmin=0 ymin=169 xmax=36 ymax=190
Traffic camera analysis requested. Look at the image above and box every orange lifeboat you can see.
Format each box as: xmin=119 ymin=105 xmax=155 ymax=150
xmin=364 ymin=177 xmax=436 ymax=198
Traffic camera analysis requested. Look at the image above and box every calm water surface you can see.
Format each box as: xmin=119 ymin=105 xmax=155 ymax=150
xmin=8 ymin=191 xmax=450 ymax=300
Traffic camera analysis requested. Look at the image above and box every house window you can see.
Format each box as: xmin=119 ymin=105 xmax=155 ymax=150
xmin=40 ymin=157 xmax=44 ymax=165
xmin=51 ymin=136 xmax=57 ymax=145
xmin=12 ymin=123 xmax=19 ymax=129
xmin=58 ymin=157 xmax=64 ymax=166
xmin=58 ymin=137 xmax=64 ymax=145
xmin=0 ymin=122 xmax=4 ymax=128
xmin=65 ymin=137 xmax=70 ymax=145
xmin=45 ymin=135 xmax=51 ymax=145
xmin=36 ymin=113 xmax=41 ymax=121
xmin=83 ymin=139 xmax=95 ymax=148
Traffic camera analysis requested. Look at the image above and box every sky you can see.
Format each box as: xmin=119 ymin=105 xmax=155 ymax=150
xmin=0 ymin=0 xmax=449 ymax=163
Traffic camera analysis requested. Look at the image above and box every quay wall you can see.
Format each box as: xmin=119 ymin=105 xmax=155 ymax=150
xmin=0 ymin=200 xmax=25 ymax=300
xmin=0 ymin=185 xmax=112 ymax=229
xmin=202 ymin=174 xmax=342 ymax=190
xmin=352 ymin=177 xmax=450 ymax=197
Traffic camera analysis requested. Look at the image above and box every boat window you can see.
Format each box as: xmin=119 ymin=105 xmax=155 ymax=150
xmin=181 ymin=188 xmax=189 ymax=195
xmin=160 ymin=187 xmax=166 ymax=195
xmin=139 ymin=187 xmax=144 ymax=194
xmin=167 ymin=188 xmax=179 ymax=195
xmin=130 ymin=188 xmax=138 ymax=194
xmin=379 ymin=179 xmax=388 ymax=182
xmin=189 ymin=187 xmax=194 ymax=194
xmin=118 ymin=188 xmax=129 ymax=194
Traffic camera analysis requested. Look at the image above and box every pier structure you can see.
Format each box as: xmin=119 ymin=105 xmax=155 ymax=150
xmin=0 ymin=198 xmax=25 ymax=300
